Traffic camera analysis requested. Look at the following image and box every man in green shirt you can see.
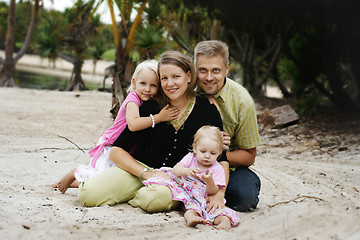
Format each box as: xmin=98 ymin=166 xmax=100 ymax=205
xmin=195 ymin=40 xmax=261 ymax=212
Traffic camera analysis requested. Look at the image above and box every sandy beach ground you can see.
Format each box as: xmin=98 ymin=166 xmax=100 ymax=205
xmin=0 ymin=55 xmax=360 ymax=239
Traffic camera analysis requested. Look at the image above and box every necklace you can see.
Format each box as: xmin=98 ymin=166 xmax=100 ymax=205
xmin=169 ymin=97 xmax=195 ymax=131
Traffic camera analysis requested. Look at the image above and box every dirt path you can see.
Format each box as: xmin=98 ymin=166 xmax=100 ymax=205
xmin=0 ymin=88 xmax=359 ymax=239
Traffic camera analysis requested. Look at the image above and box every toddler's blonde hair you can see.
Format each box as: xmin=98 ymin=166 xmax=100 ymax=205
xmin=193 ymin=125 xmax=223 ymax=154
xmin=127 ymin=59 xmax=159 ymax=92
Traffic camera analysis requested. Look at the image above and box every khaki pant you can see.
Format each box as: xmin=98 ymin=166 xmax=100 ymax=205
xmin=78 ymin=167 xmax=179 ymax=212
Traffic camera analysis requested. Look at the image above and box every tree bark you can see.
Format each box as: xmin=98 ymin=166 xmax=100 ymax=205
xmin=66 ymin=54 xmax=88 ymax=91
xmin=0 ymin=0 xmax=16 ymax=87
xmin=318 ymin=25 xmax=360 ymax=112
xmin=0 ymin=0 xmax=40 ymax=87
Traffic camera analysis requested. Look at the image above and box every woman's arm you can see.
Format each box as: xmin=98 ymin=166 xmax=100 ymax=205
xmin=126 ymin=102 xmax=179 ymax=132
xmin=109 ymin=146 xmax=145 ymax=177
xmin=109 ymin=146 xmax=170 ymax=180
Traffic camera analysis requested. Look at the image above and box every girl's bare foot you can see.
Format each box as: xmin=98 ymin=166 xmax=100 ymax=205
xmin=52 ymin=169 xmax=78 ymax=194
xmin=214 ymin=216 xmax=232 ymax=230
xmin=184 ymin=210 xmax=204 ymax=227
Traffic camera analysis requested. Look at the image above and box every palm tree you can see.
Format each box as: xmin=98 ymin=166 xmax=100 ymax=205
xmin=134 ymin=24 xmax=164 ymax=60
xmin=61 ymin=0 xmax=100 ymax=91
xmin=0 ymin=2 xmax=9 ymax=50
xmin=90 ymin=0 xmax=149 ymax=118
xmin=90 ymin=38 xmax=107 ymax=75
xmin=0 ymin=0 xmax=40 ymax=87
xmin=33 ymin=11 xmax=65 ymax=68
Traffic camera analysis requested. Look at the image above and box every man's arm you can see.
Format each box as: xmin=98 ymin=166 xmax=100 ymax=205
xmin=226 ymin=147 xmax=257 ymax=167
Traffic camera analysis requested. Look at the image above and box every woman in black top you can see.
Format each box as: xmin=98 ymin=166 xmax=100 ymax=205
xmin=78 ymin=51 xmax=229 ymax=212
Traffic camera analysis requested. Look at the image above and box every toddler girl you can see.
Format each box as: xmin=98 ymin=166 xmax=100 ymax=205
xmin=53 ymin=60 xmax=179 ymax=193
xmin=143 ymin=125 xmax=240 ymax=230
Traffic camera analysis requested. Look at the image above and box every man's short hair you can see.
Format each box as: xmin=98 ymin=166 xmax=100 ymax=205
xmin=194 ymin=40 xmax=229 ymax=67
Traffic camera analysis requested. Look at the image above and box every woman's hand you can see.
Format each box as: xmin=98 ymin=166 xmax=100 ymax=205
xmin=142 ymin=169 xmax=172 ymax=180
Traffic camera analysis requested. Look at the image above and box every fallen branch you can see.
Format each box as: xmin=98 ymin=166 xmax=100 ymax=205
xmin=250 ymin=167 xmax=276 ymax=187
xmin=269 ymin=195 xmax=325 ymax=208
xmin=57 ymin=135 xmax=85 ymax=153
xmin=39 ymin=147 xmax=61 ymax=151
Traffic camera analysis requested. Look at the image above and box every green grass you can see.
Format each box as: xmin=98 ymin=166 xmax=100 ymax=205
xmin=101 ymin=49 xmax=116 ymax=61
xmin=14 ymin=71 xmax=100 ymax=91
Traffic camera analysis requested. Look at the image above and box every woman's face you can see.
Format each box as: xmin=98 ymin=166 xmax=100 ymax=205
xmin=159 ymin=64 xmax=191 ymax=102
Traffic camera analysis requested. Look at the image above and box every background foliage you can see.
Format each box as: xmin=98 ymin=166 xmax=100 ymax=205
xmin=0 ymin=0 xmax=359 ymax=112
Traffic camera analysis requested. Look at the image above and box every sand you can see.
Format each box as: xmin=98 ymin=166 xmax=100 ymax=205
xmin=0 ymin=62 xmax=360 ymax=239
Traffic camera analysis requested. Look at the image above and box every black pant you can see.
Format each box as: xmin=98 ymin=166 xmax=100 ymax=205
xmin=225 ymin=167 xmax=261 ymax=212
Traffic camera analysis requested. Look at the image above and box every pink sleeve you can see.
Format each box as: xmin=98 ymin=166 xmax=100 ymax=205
xmin=179 ymin=152 xmax=195 ymax=168
xmin=123 ymin=91 xmax=142 ymax=107
xmin=210 ymin=162 xmax=226 ymax=187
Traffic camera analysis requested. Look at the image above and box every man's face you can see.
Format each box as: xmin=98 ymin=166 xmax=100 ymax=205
xmin=196 ymin=54 xmax=229 ymax=95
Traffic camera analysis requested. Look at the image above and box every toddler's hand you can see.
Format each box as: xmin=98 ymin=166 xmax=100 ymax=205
xmin=201 ymin=170 xmax=214 ymax=183
xmin=188 ymin=167 xmax=201 ymax=177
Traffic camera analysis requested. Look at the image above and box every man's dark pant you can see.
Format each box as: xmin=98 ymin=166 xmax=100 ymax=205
xmin=225 ymin=167 xmax=261 ymax=212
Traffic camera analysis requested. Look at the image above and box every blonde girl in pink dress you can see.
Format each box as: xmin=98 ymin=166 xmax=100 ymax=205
xmin=53 ymin=60 xmax=179 ymax=193
xmin=143 ymin=126 xmax=240 ymax=230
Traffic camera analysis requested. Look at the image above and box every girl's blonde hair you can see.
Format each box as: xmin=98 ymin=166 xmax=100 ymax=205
xmin=193 ymin=125 xmax=223 ymax=154
xmin=127 ymin=59 xmax=159 ymax=93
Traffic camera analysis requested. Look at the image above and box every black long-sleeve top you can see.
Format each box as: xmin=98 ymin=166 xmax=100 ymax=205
xmin=112 ymin=96 xmax=227 ymax=168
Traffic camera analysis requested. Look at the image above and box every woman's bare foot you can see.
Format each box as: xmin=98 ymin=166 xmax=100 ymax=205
xmin=214 ymin=215 xmax=232 ymax=230
xmin=52 ymin=169 xmax=78 ymax=194
xmin=184 ymin=209 xmax=204 ymax=227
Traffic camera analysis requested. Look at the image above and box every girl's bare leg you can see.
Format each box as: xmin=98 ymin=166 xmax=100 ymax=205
xmin=184 ymin=209 xmax=204 ymax=227
xmin=52 ymin=168 xmax=79 ymax=194
xmin=213 ymin=215 xmax=232 ymax=230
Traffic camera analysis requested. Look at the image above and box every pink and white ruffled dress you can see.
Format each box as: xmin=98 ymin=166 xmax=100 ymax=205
xmin=143 ymin=153 xmax=240 ymax=227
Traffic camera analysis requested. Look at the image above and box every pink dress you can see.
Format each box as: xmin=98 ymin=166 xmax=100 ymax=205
xmin=143 ymin=153 xmax=240 ymax=227
xmin=75 ymin=91 xmax=142 ymax=182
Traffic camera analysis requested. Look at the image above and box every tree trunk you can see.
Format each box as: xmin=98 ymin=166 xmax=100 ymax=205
xmin=66 ymin=56 xmax=88 ymax=91
xmin=272 ymin=60 xmax=292 ymax=98
xmin=0 ymin=0 xmax=16 ymax=87
xmin=318 ymin=26 xmax=360 ymax=112
xmin=0 ymin=0 xmax=40 ymax=87
xmin=111 ymin=26 xmax=127 ymax=119
xmin=109 ymin=0 xmax=149 ymax=119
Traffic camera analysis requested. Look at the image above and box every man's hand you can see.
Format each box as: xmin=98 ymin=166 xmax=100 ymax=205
xmin=205 ymin=190 xmax=225 ymax=214
xmin=207 ymin=96 xmax=220 ymax=112
xmin=222 ymin=131 xmax=231 ymax=152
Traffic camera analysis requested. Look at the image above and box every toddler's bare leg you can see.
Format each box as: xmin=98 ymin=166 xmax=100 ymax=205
xmin=213 ymin=215 xmax=231 ymax=230
xmin=52 ymin=168 xmax=79 ymax=194
xmin=184 ymin=209 xmax=204 ymax=227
